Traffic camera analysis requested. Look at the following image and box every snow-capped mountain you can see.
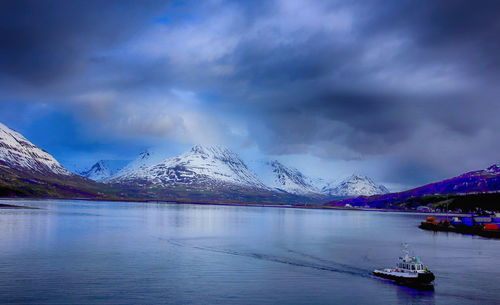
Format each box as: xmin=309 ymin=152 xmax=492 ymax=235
xmin=0 ymin=122 xmax=70 ymax=176
xmin=79 ymin=160 xmax=129 ymax=182
xmin=108 ymin=145 xmax=389 ymax=198
xmin=322 ymin=174 xmax=389 ymax=197
xmin=109 ymin=145 xmax=269 ymax=190
xmin=249 ymin=160 xmax=320 ymax=195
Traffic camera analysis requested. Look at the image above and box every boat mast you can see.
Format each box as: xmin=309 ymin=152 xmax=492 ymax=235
xmin=401 ymin=242 xmax=409 ymax=259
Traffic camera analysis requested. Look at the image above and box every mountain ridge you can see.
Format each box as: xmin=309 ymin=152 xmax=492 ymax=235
xmin=332 ymin=164 xmax=500 ymax=208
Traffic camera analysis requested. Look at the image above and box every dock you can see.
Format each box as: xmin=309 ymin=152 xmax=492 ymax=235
xmin=419 ymin=215 xmax=500 ymax=238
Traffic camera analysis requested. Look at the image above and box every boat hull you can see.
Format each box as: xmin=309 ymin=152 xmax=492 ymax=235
xmin=373 ymin=270 xmax=435 ymax=285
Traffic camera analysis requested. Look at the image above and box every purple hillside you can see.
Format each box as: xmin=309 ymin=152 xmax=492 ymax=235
xmin=333 ymin=164 xmax=500 ymax=208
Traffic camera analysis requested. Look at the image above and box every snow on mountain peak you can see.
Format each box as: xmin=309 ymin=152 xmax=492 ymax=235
xmin=322 ymin=173 xmax=389 ymax=197
xmin=189 ymin=145 xmax=235 ymax=159
xmin=0 ymin=122 xmax=70 ymax=176
xmin=191 ymin=144 xmax=221 ymax=154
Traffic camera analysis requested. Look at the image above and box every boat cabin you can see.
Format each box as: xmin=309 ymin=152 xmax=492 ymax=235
xmin=396 ymin=256 xmax=427 ymax=272
xmin=397 ymin=262 xmax=425 ymax=271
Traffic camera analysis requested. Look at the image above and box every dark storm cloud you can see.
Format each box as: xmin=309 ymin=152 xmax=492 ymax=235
xmin=219 ymin=0 xmax=500 ymax=184
xmin=0 ymin=0 xmax=169 ymax=83
xmin=254 ymin=91 xmax=419 ymax=156
xmin=362 ymin=0 xmax=500 ymax=71
xmin=0 ymin=0 xmax=499 ymax=187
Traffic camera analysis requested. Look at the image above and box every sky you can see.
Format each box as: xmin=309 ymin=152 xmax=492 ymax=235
xmin=1 ymin=0 xmax=499 ymax=191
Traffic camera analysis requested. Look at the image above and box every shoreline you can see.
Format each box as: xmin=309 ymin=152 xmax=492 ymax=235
xmin=419 ymin=222 xmax=500 ymax=239
xmin=0 ymin=196 xmax=469 ymax=216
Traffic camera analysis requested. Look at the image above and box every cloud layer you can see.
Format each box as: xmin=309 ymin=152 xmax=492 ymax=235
xmin=1 ymin=0 xmax=499 ymax=188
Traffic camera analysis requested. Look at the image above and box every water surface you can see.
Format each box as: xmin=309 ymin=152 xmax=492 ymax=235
xmin=0 ymin=200 xmax=498 ymax=304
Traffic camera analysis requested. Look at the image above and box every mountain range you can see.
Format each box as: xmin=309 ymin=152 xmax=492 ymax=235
xmin=2 ymin=121 xmax=383 ymax=202
xmin=2 ymin=120 xmax=499 ymax=209
xmin=80 ymin=145 xmax=388 ymax=199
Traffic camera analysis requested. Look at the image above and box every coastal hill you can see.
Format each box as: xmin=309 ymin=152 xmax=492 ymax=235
xmin=330 ymin=164 xmax=500 ymax=211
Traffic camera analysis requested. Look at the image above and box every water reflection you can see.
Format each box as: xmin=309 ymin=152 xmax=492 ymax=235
xmin=396 ymin=284 xmax=435 ymax=305
xmin=0 ymin=200 xmax=498 ymax=304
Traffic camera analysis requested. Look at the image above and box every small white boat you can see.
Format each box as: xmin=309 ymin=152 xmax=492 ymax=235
xmin=373 ymin=245 xmax=435 ymax=286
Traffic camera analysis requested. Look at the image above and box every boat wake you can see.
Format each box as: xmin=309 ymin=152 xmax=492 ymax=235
xmin=284 ymin=248 xmax=371 ymax=276
xmin=161 ymin=238 xmax=372 ymax=278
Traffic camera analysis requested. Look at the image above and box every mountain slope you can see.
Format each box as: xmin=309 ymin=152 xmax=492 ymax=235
xmin=322 ymin=174 xmax=389 ymax=197
xmin=0 ymin=122 xmax=70 ymax=176
xmin=332 ymin=164 xmax=500 ymax=208
xmin=249 ymin=160 xmax=320 ymax=195
xmin=79 ymin=160 xmax=129 ymax=182
xmin=0 ymin=122 xmax=118 ymax=199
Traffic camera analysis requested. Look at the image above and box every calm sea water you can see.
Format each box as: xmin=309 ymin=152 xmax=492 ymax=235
xmin=0 ymin=200 xmax=499 ymax=304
